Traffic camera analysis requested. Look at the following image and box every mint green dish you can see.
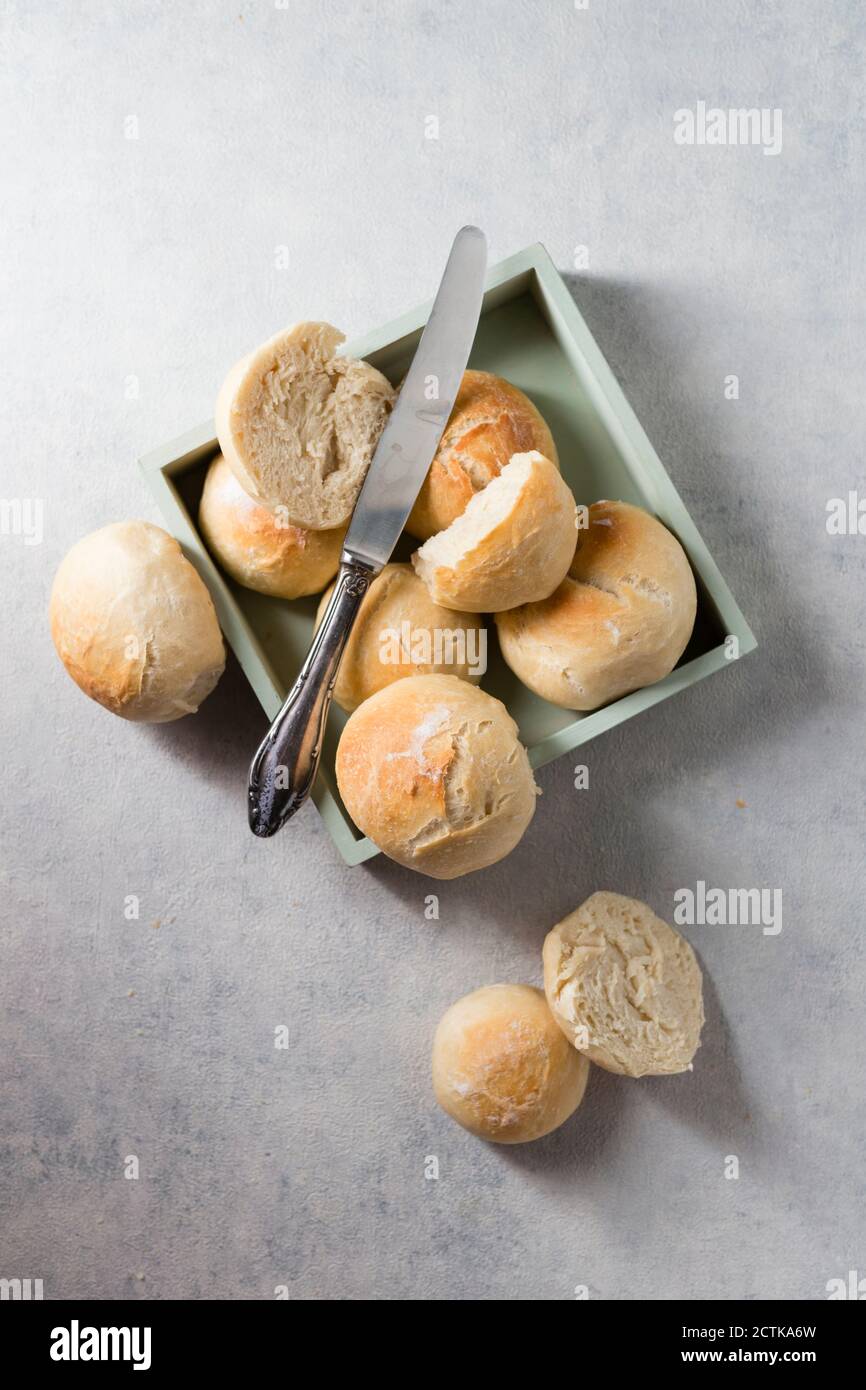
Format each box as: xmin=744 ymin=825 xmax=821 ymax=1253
xmin=139 ymin=243 xmax=756 ymax=866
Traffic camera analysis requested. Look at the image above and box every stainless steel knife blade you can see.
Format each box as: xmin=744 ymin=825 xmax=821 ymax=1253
xmin=342 ymin=224 xmax=487 ymax=572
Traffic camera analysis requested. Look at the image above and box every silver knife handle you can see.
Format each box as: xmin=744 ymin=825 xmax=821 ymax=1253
xmin=247 ymin=559 xmax=374 ymax=837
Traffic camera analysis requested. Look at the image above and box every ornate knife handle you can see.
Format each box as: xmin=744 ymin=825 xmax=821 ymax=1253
xmin=247 ymin=559 xmax=374 ymax=837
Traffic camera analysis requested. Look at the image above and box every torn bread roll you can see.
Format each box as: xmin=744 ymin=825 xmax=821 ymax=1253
xmin=496 ymin=499 xmax=697 ymax=710
xmin=315 ymin=563 xmax=485 ymax=713
xmin=412 ymin=452 xmax=578 ymax=613
xmin=543 ymin=892 xmax=704 ymax=1077
xmin=215 ymin=321 xmax=394 ymax=530
xmin=406 ymin=370 xmax=558 ymax=541
xmin=432 ymin=984 xmax=590 ymax=1143
xmin=199 ymin=452 xmax=345 ymax=599
xmin=335 ymin=674 xmax=538 ymax=879
xmin=49 ymin=521 xmax=225 ymax=722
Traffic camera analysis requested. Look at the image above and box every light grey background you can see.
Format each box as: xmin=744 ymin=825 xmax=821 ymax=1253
xmin=1 ymin=0 xmax=863 ymax=1301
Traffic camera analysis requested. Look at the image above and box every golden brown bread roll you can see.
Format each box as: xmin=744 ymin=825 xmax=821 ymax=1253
xmin=199 ymin=452 xmax=345 ymax=599
xmin=405 ymin=370 xmax=558 ymax=541
xmin=315 ymin=563 xmax=485 ymax=712
xmin=495 ymin=500 xmax=697 ymax=710
xmin=49 ymin=521 xmax=224 ymax=722
xmin=543 ymin=892 xmax=704 ymax=1077
xmin=432 ymin=984 xmax=590 ymax=1143
xmin=412 ymin=452 xmax=577 ymax=613
xmin=335 ymin=674 xmax=538 ymax=878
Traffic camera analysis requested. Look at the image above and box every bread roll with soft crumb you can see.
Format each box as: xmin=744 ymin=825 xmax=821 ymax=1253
xmin=315 ymin=563 xmax=484 ymax=713
xmin=199 ymin=452 xmax=345 ymax=598
xmin=49 ymin=521 xmax=224 ymax=722
xmin=496 ymin=499 xmax=697 ymax=710
xmin=335 ymin=674 xmax=538 ymax=878
xmin=412 ymin=452 xmax=577 ymax=613
xmin=432 ymin=984 xmax=590 ymax=1143
xmin=543 ymin=892 xmax=704 ymax=1077
xmin=406 ymin=371 xmax=558 ymax=541
xmin=215 ymin=321 xmax=394 ymax=530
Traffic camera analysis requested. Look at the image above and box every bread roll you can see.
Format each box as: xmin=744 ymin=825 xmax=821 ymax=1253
xmin=412 ymin=452 xmax=577 ymax=613
xmin=315 ymin=563 xmax=485 ymax=713
xmin=432 ymin=984 xmax=590 ymax=1143
xmin=543 ymin=892 xmax=704 ymax=1077
xmin=406 ymin=371 xmax=558 ymax=541
xmin=215 ymin=321 xmax=395 ymax=530
xmin=335 ymin=674 xmax=538 ymax=878
xmin=496 ymin=499 xmax=697 ymax=710
xmin=50 ymin=521 xmax=224 ymax=722
xmin=199 ymin=452 xmax=345 ymax=599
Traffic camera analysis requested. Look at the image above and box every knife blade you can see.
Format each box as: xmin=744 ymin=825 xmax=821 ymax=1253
xmin=247 ymin=226 xmax=488 ymax=837
xmin=343 ymin=223 xmax=488 ymax=571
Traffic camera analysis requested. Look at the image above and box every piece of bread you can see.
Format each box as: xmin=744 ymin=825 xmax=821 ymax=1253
xmin=496 ymin=499 xmax=697 ymax=710
xmin=315 ymin=563 xmax=485 ymax=713
xmin=432 ymin=984 xmax=590 ymax=1143
xmin=199 ymin=452 xmax=345 ymax=599
xmin=215 ymin=321 xmax=395 ymax=530
xmin=543 ymin=892 xmax=704 ymax=1077
xmin=335 ymin=674 xmax=538 ymax=878
xmin=412 ymin=452 xmax=577 ymax=613
xmin=406 ymin=371 xmax=558 ymax=541
xmin=49 ymin=521 xmax=225 ymax=722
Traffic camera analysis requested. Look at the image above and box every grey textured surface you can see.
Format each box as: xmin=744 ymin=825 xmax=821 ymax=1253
xmin=1 ymin=0 xmax=864 ymax=1302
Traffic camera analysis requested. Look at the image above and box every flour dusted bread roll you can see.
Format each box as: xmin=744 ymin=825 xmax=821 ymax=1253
xmin=496 ymin=500 xmax=697 ymax=710
xmin=406 ymin=371 xmax=558 ymax=541
xmin=50 ymin=522 xmax=224 ymax=722
xmin=335 ymin=674 xmax=538 ymax=878
xmin=543 ymin=892 xmax=704 ymax=1077
xmin=199 ymin=452 xmax=345 ymax=598
xmin=315 ymin=563 xmax=485 ymax=713
xmin=412 ymin=452 xmax=577 ymax=613
xmin=215 ymin=322 xmax=394 ymax=529
xmin=432 ymin=984 xmax=590 ymax=1143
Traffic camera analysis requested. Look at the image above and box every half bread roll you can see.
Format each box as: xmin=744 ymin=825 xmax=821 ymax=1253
xmin=215 ymin=321 xmax=394 ymax=530
xmin=543 ymin=892 xmax=704 ymax=1077
xmin=412 ymin=452 xmax=577 ymax=613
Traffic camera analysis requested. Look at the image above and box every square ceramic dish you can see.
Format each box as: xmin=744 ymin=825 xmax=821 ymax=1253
xmin=139 ymin=242 xmax=756 ymax=865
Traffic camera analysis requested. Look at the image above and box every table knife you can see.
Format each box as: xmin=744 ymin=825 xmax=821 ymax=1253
xmin=248 ymin=225 xmax=488 ymax=837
